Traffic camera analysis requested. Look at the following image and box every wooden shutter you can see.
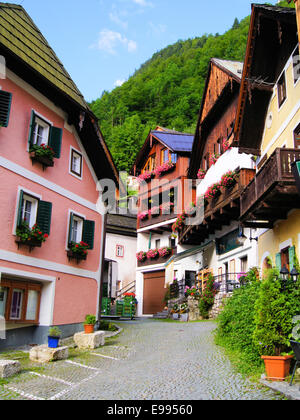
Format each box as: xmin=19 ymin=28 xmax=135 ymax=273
xmin=289 ymin=246 xmax=296 ymax=271
xmin=276 ymin=253 xmax=282 ymax=271
xmin=36 ymin=201 xmax=52 ymax=235
xmin=28 ymin=110 xmax=36 ymax=147
xmin=16 ymin=190 xmax=24 ymax=228
xmin=82 ymin=220 xmax=95 ymax=250
xmin=0 ymin=90 xmax=12 ymax=127
xmin=49 ymin=126 xmax=62 ymax=158
xmin=68 ymin=213 xmax=74 ymax=245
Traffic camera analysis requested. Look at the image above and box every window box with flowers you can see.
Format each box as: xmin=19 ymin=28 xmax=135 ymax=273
xmin=137 ymin=171 xmax=155 ymax=183
xmin=220 ymin=170 xmax=239 ymax=190
xmin=29 ymin=144 xmax=55 ymax=169
xmin=147 ymin=249 xmax=159 ymax=260
xmin=158 ymin=247 xmax=172 ymax=258
xmin=172 ymin=213 xmax=186 ymax=233
xmin=16 ymin=222 xmax=49 ymax=251
xmin=136 ymin=251 xmax=147 ymax=263
xmin=204 ymin=183 xmax=222 ymax=201
xmin=67 ymin=241 xmax=89 ymax=263
xmin=154 ymin=162 xmax=176 ymax=177
xmin=209 ymin=153 xmax=220 ymax=166
xmin=197 ymin=169 xmax=207 ymax=180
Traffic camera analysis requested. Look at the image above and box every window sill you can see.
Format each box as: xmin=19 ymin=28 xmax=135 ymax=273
xmin=15 ymin=237 xmax=42 ymax=252
xmin=67 ymin=250 xmax=87 ymax=263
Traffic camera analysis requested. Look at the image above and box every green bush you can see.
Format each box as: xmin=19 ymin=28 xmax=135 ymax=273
xmin=253 ymin=269 xmax=300 ymax=356
xmin=84 ymin=315 xmax=96 ymax=325
xmin=215 ymin=278 xmax=261 ymax=367
xmin=199 ymin=275 xmax=217 ymax=319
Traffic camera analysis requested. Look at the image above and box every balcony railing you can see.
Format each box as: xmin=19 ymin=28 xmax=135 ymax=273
xmin=179 ymin=168 xmax=256 ymax=245
xmin=213 ymin=273 xmax=246 ymax=294
xmin=137 ymin=247 xmax=177 ymax=268
xmin=240 ymin=148 xmax=300 ymax=225
xmin=138 ymin=207 xmax=177 ymax=229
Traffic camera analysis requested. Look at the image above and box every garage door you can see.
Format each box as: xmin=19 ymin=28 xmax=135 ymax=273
xmin=143 ymin=270 xmax=166 ymax=315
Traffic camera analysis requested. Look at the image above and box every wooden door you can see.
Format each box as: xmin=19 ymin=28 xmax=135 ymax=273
xmin=143 ymin=271 xmax=166 ymax=315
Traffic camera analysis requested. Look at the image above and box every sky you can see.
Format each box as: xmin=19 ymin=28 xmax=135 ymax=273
xmin=8 ymin=0 xmax=278 ymax=102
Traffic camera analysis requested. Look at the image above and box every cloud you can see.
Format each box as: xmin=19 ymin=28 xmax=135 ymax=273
xmin=92 ymin=29 xmax=137 ymax=54
xmin=114 ymin=79 xmax=126 ymax=87
xmin=109 ymin=10 xmax=128 ymax=29
xmin=132 ymin=0 xmax=153 ymax=7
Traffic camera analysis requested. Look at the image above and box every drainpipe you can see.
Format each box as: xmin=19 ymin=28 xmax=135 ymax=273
xmin=97 ymin=212 xmax=107 ymax=325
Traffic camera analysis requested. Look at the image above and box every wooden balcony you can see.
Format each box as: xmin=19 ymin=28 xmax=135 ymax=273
xmin=179 ymin=168 xmax=256 ymax=245
xmin=137 ymin=247 xmax=177 ymax=268
xmin=138 ymin=208 xmax=177 ymax=231
xmin=240 ymin=148 xmax=300 ymax=229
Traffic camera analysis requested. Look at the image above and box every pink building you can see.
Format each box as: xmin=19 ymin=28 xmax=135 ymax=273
xmin=0 ymin=3 xmax=119 ymax=349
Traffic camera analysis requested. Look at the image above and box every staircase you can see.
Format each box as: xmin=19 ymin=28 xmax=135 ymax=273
xmin=153 ymin=310 xmax=169 ymax=319
xmin=116 ymin=280 xmax=136 ymax=300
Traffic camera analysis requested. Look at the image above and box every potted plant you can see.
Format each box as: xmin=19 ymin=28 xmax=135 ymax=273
xmin=180 ymin=303 xmax=189 ymax=322
xmin=84 ymin=314 xmax=96 ymax=334
xmin=48 ymin=326 xmax=62 ymax=349
xmin=171 ymin=304 xmax=180 ymax=320
xmin=253 ymin=269 xmax=297 ymax=381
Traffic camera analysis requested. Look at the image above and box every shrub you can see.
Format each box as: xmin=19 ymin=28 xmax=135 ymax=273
xmin=85 ymin=315 xmax=96 ymax=325
xmin=48 ymin=326 xmax=62 ymax=337
xmin=198 ymin=275 xmax=217 ymax=319
xmin=253 ymin=269 xmax=300 ymax=356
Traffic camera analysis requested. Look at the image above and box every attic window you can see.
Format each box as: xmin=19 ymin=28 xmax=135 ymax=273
xmin=277 ymin=72 xmax=287 ymax=108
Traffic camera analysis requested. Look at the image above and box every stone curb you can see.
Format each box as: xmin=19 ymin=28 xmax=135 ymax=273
xmin=260 ymin=376 xmax=300 ymax=400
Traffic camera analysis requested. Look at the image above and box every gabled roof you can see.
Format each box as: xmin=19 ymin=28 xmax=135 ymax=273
xmin=132 ymin=127 xmax=193 ymax=173
xmin=234 ymin=4 xmax=297 ymax=155
xmin=151 ymin=130 xmax=194 ymax=153
xmin=0 ymin=2 xmax=87 ymax=109
xmin=0 ymin=2 xmax=120 ymax=188
xmin=188 ymin=58 xmax=243 ymax=178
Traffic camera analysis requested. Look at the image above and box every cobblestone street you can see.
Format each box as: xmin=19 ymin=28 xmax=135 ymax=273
xmin=0 ymin=320 xmax=283 ymax=400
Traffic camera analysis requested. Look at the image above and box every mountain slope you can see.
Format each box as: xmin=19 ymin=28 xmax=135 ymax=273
xmin=89 ymin=1 xmax=293 ymax=172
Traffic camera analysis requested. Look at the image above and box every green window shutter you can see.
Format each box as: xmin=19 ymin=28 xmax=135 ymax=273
xmin=289 ymin=246 xmax=296 ymax=271
xmin=36 ymin=201 xmax=52 ymax=235
xmin=275 ymin=253 xmax=282 ymax=271
xmin=82 ymin=220 xmax=95 ymax=250
xmin=68 ymin=213 xmax=74 ymax=245
xmin=28 ymin=110 xmax=36 ymax=147
xmin=16 ymin=190 xmax=24 ymax=228
xmin=49 ymin=126 xmax=62 ymax=159
xmin=0 ymin=90 xmax=12 ymax=127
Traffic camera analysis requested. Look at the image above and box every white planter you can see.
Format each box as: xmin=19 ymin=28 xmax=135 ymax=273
xmin=180 ymin=313 xmax=189 ymax=322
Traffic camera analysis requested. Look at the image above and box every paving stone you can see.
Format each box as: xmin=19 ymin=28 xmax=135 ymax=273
xmin=0 ymin=360 xmax=21 ymax=378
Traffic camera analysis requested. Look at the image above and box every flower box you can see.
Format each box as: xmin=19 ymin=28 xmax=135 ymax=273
xmin=67 ymin=250 xmax=87 ymax=262
xmin=154 ymin=162 xmax=176 ymax=177
xmin=15 ymin=236 xmax=42 ymax=250
xmin=30 ymin=152 xmax=54 ymax=168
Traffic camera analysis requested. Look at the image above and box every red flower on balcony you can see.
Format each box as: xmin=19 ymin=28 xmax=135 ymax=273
xmin=154 ymin=162 xmax=176 ymax=177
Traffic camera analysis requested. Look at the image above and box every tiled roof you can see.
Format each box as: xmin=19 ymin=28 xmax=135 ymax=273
xmin=0 ymin=2 xmax=88 ymax=109
xmin=151 ymin=131 xmax=194 ymax=153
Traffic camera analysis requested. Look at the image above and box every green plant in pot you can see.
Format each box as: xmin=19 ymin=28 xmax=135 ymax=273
xmin=48 ymin=326 xmax=62 ymax=349
xmin=253 ymin=268 xmax=300 ymax=381
xmin=84 ymin=314 xmax=96 ymax=334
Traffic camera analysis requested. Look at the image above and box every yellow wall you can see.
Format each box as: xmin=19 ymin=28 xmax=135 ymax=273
xmin=258 ymin=46 xmax=300 ymax=271
xmin=261 ymin=47 xmax=300 ymax=158
xmin=258 ymin=210 xmax=300 ymax=269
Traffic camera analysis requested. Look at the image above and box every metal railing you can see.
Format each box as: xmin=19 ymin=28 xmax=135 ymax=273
xmin=213 ymin=273 xmax=246 ymax=294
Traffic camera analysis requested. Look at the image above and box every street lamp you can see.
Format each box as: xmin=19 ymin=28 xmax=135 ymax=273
xmin=290 ymin=267 xmax=300 ymax=283
xmin=280 ymin=265 xmax=290 ymax=284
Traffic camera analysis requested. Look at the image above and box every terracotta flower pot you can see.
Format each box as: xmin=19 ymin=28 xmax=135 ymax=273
xmin=84 ymin=324 xmax=95 ymax=334
xmin=261 ymin=355 xmax=294 ymax=381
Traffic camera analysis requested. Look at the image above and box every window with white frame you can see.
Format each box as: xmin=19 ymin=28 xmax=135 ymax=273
xmin=32 ymin=116 xmax=50 ymax=146
xmin=277 ymin=72 xmax=287 ymax=108
xmin=21 ymin=193 xmax=39 ymax=229
xmin=70 ymin=148 xmax=83 ymax=178
xmin=70 ymin=215 xmax=84 ymax=244
xmin=116 ymin=245 xmax=124 ymax=258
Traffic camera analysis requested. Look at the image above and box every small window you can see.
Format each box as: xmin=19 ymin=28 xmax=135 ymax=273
xmin=162 ymin=149 xmax=169 ymax=164
xmin=70 ymin=149 xmax=83 ymax=178
xmin=16 ymin=190 xmax=52 ymax=235
xmin=277 ymin=72 xmax=287 ymax=108
xmin=293 ymin=47 xmax=300 ymax=84
xmin=155 ymin=239 xmax=161 ymax=249
xmin=32 ymin=116 xmax=50 ymax=146
xmin=171 ymin=153 xmax=177 ymax=164
xmin=116 ymin=245 xmax=124 ymax=258
xmin=68 ymin=212 xmax=95 ymax=250
xmin=0 ymin=90 xmax=12 ymax=127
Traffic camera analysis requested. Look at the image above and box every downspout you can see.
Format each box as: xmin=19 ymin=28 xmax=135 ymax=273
xmin=97 ymin=211 xmax=107 ymax=325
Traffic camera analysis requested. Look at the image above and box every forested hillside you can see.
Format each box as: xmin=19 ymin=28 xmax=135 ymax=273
xmin=90 ymin=1 xmax=294 ymax=172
